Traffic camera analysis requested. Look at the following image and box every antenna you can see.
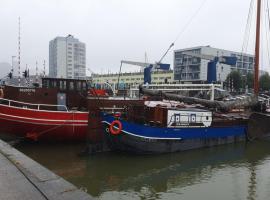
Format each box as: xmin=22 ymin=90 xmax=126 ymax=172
xmin=18 ymin=17 xmax=21 ymax=86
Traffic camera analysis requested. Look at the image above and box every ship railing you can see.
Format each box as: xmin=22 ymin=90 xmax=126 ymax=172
xmin=102 ymin=107 xmax=125 ymax=114
xmin=129 ymin=83 xmax=222 ymax=100
xmin=0 ymin=98 xmax=68 ymax=112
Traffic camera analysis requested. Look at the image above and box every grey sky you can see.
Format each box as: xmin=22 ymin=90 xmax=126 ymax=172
xmin=0 ymin=0 xmax=267 ymax=76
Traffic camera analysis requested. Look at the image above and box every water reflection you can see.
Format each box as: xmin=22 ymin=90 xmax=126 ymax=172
xmin=16 ymin=140 xmax=270 ymax=200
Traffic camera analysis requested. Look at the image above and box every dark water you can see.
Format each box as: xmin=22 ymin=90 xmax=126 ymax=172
xmin=16 ymin=140 xmax=270 ymax=200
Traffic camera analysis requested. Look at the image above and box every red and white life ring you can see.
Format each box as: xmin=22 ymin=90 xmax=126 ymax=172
xmin=109 ymin=120 xmax=122 ymax=135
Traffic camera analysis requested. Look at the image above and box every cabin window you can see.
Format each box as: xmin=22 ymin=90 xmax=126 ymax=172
xmin=82 ymin=82 xmax=86 ymax=91
xmin=60 ymin=81 xmax=66 ymax=90
xmin=43 ymin=80 xmax=49 ymax=88
xmin=69 ymin=82 xmax=74 ymax=90
xmin=52 ymin=81 xmax=57 ymax=88
xmin=77 ymin=82 xmax=81 ymax=91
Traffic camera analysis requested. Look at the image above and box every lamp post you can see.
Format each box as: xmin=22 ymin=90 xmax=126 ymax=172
xmin=242 ymin=74 xmax=246 ymax=94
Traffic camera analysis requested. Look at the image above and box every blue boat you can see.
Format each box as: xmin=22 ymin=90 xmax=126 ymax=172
xmin=101 ymin=106 xmax=248 ymax=154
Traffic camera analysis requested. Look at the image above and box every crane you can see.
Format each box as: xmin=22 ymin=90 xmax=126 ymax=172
xmin=120 ymin=60 xmax=170 ymax=84
xmin=181 ymin=51 xmax=237 ymax=83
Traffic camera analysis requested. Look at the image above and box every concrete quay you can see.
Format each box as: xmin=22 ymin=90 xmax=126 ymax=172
xmin=0 ymin=139 xmax=93 ymax=200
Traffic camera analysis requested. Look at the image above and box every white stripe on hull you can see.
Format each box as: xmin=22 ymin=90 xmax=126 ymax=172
xmin=102 ymin=121 xmax=182 ymax=140
xmin=0 ymin=115 xmax=88 ymax=126
xmin=0 ymin=112 xmax=88 ymax=123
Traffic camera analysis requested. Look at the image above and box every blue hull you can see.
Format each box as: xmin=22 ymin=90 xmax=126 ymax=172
xmin=102 ymin=115 xmax=247 ymax=154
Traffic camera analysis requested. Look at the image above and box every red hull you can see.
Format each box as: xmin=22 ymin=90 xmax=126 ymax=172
xmin=0 ymin=103 xmax=88 ymax=141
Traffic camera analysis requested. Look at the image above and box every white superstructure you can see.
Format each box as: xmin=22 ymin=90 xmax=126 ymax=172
xmin=167 ymin=109 xmax=212 ymax=128
xmin=49 ymin=35 xmax=86 ymax=79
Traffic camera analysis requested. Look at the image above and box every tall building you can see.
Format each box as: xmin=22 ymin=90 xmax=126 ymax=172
xmin=174 ymin=46 xmax=254 ymax=82
xmin=49 ymin=35 xmax=86 ymax=79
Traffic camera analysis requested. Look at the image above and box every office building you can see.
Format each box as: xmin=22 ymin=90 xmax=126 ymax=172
xmin=92 ymin=70 xmax=174 ymax=88
xmin=174 ymin=46 xmax=254 ymax=82
xmin=49 ymin=35 xmax=86 ymax=79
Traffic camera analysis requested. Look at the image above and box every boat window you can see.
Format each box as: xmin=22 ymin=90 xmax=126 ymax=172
xmin=77 ymin=81 xmax=81 ymax=91
xmin=70 ymin=82 xmax=74 ymax=90
xmin=43 ymin=80 xmax=50 ymax=88
xmin=82 ymin=82 xmax=86 ymax=91
xmin=60 ymin=81 xmax=66 ymax=90
xmin=60 ymin=81 xmax=63 ymax=90
xmin=53 ymin=81 xmax=57 ymax=88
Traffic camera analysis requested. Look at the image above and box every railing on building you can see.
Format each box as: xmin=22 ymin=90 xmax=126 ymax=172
xmin=129 ymin=83 xmax=222 ymax=101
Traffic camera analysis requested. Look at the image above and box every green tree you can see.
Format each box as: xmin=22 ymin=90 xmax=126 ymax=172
xmin=259 ymin=73 xmax=270 ymax=91
xmin=246 ymin=72 xmax=254 ymax=89
xmin=226 ymin=70 xmax=242 ymax=91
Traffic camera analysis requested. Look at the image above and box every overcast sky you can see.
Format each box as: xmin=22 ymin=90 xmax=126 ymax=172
xmin=1 ymin=0 xmax=268 ymax=75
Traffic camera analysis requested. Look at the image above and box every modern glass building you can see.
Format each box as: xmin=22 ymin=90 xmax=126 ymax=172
xmin=174 ymin=46 xmax=254 ymax=82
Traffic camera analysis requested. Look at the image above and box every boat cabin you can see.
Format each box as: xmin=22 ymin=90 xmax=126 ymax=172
xmin=42 ymin=78 xmax=88 ymax=93
xmin=125 ymin=101 xmax=212 ymax=128
xmin=1 ymin=77 xmax=90 ymax=111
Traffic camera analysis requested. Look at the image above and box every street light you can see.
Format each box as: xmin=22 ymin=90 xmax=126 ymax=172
xmin=242 ymin=74 xmax=247 ymax=94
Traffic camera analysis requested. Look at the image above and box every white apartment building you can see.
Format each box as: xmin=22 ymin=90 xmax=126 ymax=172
xmin=49 ymin=35 xmax=86 ymax=79
xmin=174 ymin=46 xmax=254 ymax=83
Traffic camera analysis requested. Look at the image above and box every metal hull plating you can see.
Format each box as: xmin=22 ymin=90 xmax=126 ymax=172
xmin=102 ymin=115 xmax=247 ymax=154
xmin=0 ymin=103 xmax=88 ymax=141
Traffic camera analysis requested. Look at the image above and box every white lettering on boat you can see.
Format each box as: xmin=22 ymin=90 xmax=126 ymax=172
xmin=19 ymin=88 xmax=36 ymax=93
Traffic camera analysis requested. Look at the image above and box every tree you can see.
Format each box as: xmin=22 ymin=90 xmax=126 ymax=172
xmin=259 ymin=73 xmax=270 ymax=91
xmin=246 ymin=72 xmax=254 ymax=89
xmin=226 ymin=71 xmax=242 ymax=92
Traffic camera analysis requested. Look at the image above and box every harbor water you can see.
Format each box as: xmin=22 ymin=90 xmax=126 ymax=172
xmin=16 ymin=140 xmax=270 ymax=200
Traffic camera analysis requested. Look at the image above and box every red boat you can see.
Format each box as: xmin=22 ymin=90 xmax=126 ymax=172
xmin=0 ymin=98 xmax=88 ymax=141
xmin=0 ymin=77 xmax=143 ymax=143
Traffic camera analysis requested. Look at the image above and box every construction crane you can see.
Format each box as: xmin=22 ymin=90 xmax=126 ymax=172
xmin=181 ymin=51 xmax=237 ymax=83
xmin=120 ymin=60 xmax=170 ymax=84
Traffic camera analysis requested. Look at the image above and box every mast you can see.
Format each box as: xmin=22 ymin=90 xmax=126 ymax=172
xmin=254 ymin=0 xmax=261 ymax=95
xmin=18 ymin=17 xmax=21 ymax=86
